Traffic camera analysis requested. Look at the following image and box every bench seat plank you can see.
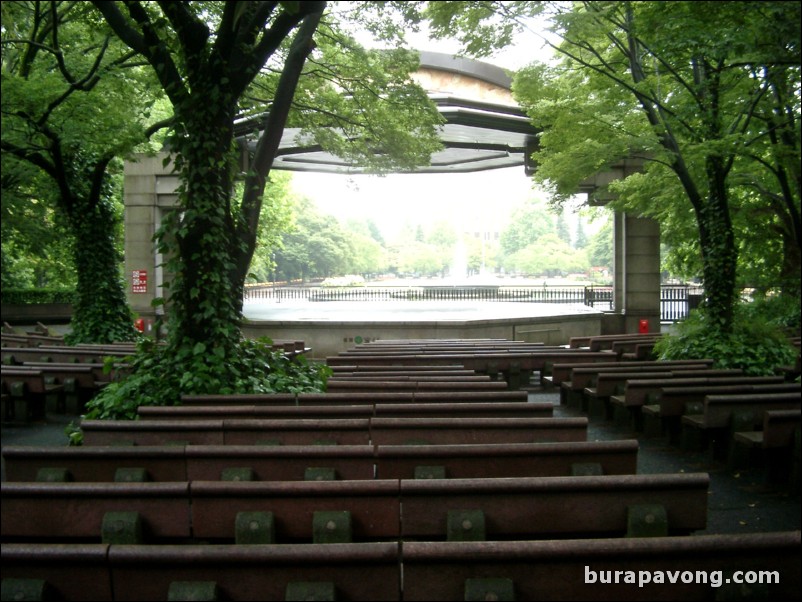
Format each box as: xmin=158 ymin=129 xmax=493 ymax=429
xmin=402 ymin=532 xmax=801 ymax=601
xmin=399 ymin=473 xmax=709 ymax=539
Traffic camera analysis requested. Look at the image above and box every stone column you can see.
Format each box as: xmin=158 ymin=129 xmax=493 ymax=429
xmin=615 ymin=211 xmax=661 ymax=333
xmin=123 ymin=153 xmax=178 ymax=325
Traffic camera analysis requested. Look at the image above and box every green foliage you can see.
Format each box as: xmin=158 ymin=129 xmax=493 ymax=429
xmin=0 ymin=288 xmax=76 ymax=305
xmin=740 ymin=292 xmax=801 ymax=336
xmin=2 ymin=2 xmax=160 ymax=344
xmin=654 ymin=305 xmax=798 ymax=376
xmin=81 ymin=337 xmax=331 ymax=424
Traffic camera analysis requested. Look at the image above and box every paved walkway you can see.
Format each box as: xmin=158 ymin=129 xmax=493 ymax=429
xmin=2 ymin=386 xmax=799 ymax=536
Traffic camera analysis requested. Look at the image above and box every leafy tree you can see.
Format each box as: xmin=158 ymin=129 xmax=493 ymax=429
xmin=574 ymin=218 xmax=588 ymax=249
xmin=87 ymin=1 xmax=443 ymax=403
xmin=342 ymin=219 xmax=388 ymax=276
xmin=1 ymin=158 xmax=76 ymax=289
xmin=499 ymin=197 xmax=555 ymax=256
xmin=1 ymin=1 xmax=160 ymax=343
xmin=555 ymin=212 xmax=570 ymax=245
xmin=586 ymin=214 xmax=613 ymax=276
xmin=424 ymin=1 xmax=801 ymax=333
xmin=244 ymin=170 xmax=295 ymax=283
xmin=504 ymin=232 xmax=588 ymax=277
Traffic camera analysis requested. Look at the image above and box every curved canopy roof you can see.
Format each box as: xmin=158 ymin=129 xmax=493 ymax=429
xmin=237 ymin=51 xmax=540 ymax=175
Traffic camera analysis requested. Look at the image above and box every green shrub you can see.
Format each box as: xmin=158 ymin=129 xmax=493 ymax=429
xmin=79 ymin=337 xmax=331 ymax=427
xmin=0 ymin=288 xmax=76 ymax=305
xmin=741 ymin=291 xmax=801 ymax=335
xmin=655 ymin=304 xmax=798 ymax=376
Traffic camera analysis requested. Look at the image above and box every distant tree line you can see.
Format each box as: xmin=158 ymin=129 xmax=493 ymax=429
xmin=255 ymin=191 xmax=613 ymax=284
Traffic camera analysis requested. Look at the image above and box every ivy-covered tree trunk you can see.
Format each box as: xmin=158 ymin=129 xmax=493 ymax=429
xmin=696 ymin=158 xmax=739 ymax=332
xmin=65 ymin=192 xmax=136 ymax=344
xmin=161 ymin=96 xmax=245 ymax=387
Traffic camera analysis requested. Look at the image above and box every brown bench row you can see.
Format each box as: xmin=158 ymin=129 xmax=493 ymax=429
xmin=556 ymin=361 xmax=719 ymax=405
xmin=568 ymin=332 xmax=662 ymax=350
xmin=679 ymin=391 xmax=801 ymax=459
xmin=3 ymin=439 xmax=638 ymax=482
xmin=6 ymin=531 xmax=799 ymax=601
xmin=2 ymin=367 xmax=66 ymax=424
xmin=137 ymin=400 xmax=553 ymax=421
xmin=180 ymin=389 xmax=530 ymax=405
xmin=332 ymin=366 xmax=478 ymax=379
xmin=1 ymin=361 xmax=127 ymax=422
xmin=546 ymin=359 xmax=716 ymax=388
xmin=325 ymin=378 xmax=511 ymax=392
xmin=1 ymin=333 xmax=66 ymax=348
xmin=1 ymin=345 xmax=134 ymax=364
xmin=0 ymin=472 xmax=710 ymax=544
xmin=79 ymin=416 xmax=589 ymax=446
xmin=327 ymin=350 xmax=641 ymax=389
xmin=631 ymin=380 xmax=799 ymax=436
xmin=580 ymin=369 xmax=745 ymax=418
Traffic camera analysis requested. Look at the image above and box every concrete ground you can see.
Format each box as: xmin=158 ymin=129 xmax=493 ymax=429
xmin=2 ymin=384 xmax=799 ymax=537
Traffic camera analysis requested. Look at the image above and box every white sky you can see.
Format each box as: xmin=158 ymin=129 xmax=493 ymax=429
xmin=290 ymin=168 xmax=547 ymax=240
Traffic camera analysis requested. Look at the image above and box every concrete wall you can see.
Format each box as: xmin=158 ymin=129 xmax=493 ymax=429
xmin=242 ymin=312 xmax=602 ymax=360
xmin=123 ymin=153 xmax=178 ymax=322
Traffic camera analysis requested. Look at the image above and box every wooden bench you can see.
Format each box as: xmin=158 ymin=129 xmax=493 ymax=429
xmin=567 ymin=333 xmax=661 ymax=352
xmin=398 ymin=472 xmax=709 ymax=540
xmin=1 ymin=473 xmax=708 ymax=544
xmin=2 ymin=444 xmax=191 ymax=483
xmin=79 ymin=416 xmax=587 ymax=447
xmin=545 ymin=358 xmax=714 ymax=390
xmin=325 ymin=379 xmax=511 ymax=393
xmin=1 ymin=346 xmax=132 ymax=365
xmin=330 ymin=368 xmax=479 ymax=378
xmin=6 ymin=531 xmax=798 ymax=601
xmin=402 ymin=531 xmax=801 ymax=601
xmin=80 ymin=418 xmax=374 ymax=446
xmin=137 ymin=401 xmax=553 ymax=421
xmin=180 ymin=390 xmax=531 ymax=406
xmin=1 ymin=541 xmax=401 ymax=602
xmin=637 ymin=379 xmax=796 ymax=440
xmin=326 ymin=350 xmax=616 ymax=390
xmin=583 ymin=369 xmax=743 ymax=419
xmin=608 ymin=336 xmax=662 ymax=356
xmin=680 ymin=392 xmax=802 ymax=458
xmin=1 ymin=333 xmax=66 ymax=348
xmin=2 ymin=363 xmax=102 ymax=415
xmin=553 ymin=361 xmax=716 ymax=405
xmin=368 ymin=417 xmax=588 ymax=445
xmin=732 ymin=409 xmax=801 ymax=485
xmin=0 ymin=481 xmax=192 ymax=541
xmin=2 ymin=439 xmax=635 ymax=483
xmin=1 ymin=368 xmax=62 ymax=424
xmin=620 ymin=341 xmax=659 ymax=361
xmin=374 ymin=439 xmax=639 ymax=479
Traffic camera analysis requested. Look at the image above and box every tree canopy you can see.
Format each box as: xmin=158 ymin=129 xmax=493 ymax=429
xmin=80 ymin=0 xmax=445 ymax=407
xmin=1 ymin=0 xmax=164 ymax=342
xmin=424 ymin=0 xmax=801 ymax=332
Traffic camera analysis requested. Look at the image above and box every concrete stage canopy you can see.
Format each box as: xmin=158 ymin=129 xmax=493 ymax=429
xmin=123 ymin=51 xmax=660 ymax=344
xmin=234 ymin=51 xmax=540 ymax=175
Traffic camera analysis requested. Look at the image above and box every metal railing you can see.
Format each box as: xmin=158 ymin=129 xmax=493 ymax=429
xmin=244 ymin=284 xmax=703 ymax=322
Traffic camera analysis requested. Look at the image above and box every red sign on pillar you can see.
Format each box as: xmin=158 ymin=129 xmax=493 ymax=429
xmin=132 ymin=270 xmax=148 ymax=293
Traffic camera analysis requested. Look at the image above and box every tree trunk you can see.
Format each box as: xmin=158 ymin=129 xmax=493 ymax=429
xmin=696 ymin=157 xmax=738 ymax=332
xmin=166 ymin=104 xmax=242 ymax=360
xmin=66 ymin=193 xmax=136 ymax=344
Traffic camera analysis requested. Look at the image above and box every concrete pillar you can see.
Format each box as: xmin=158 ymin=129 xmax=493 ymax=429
xmin=613 ymin=211 xmax=661 ymax=333
xmin=123 ymin=153 xmax=178 ymax=325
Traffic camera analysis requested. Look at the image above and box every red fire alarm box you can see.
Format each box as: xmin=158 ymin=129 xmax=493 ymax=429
xmin=638 ymin=319 xmax=649 ymax=334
